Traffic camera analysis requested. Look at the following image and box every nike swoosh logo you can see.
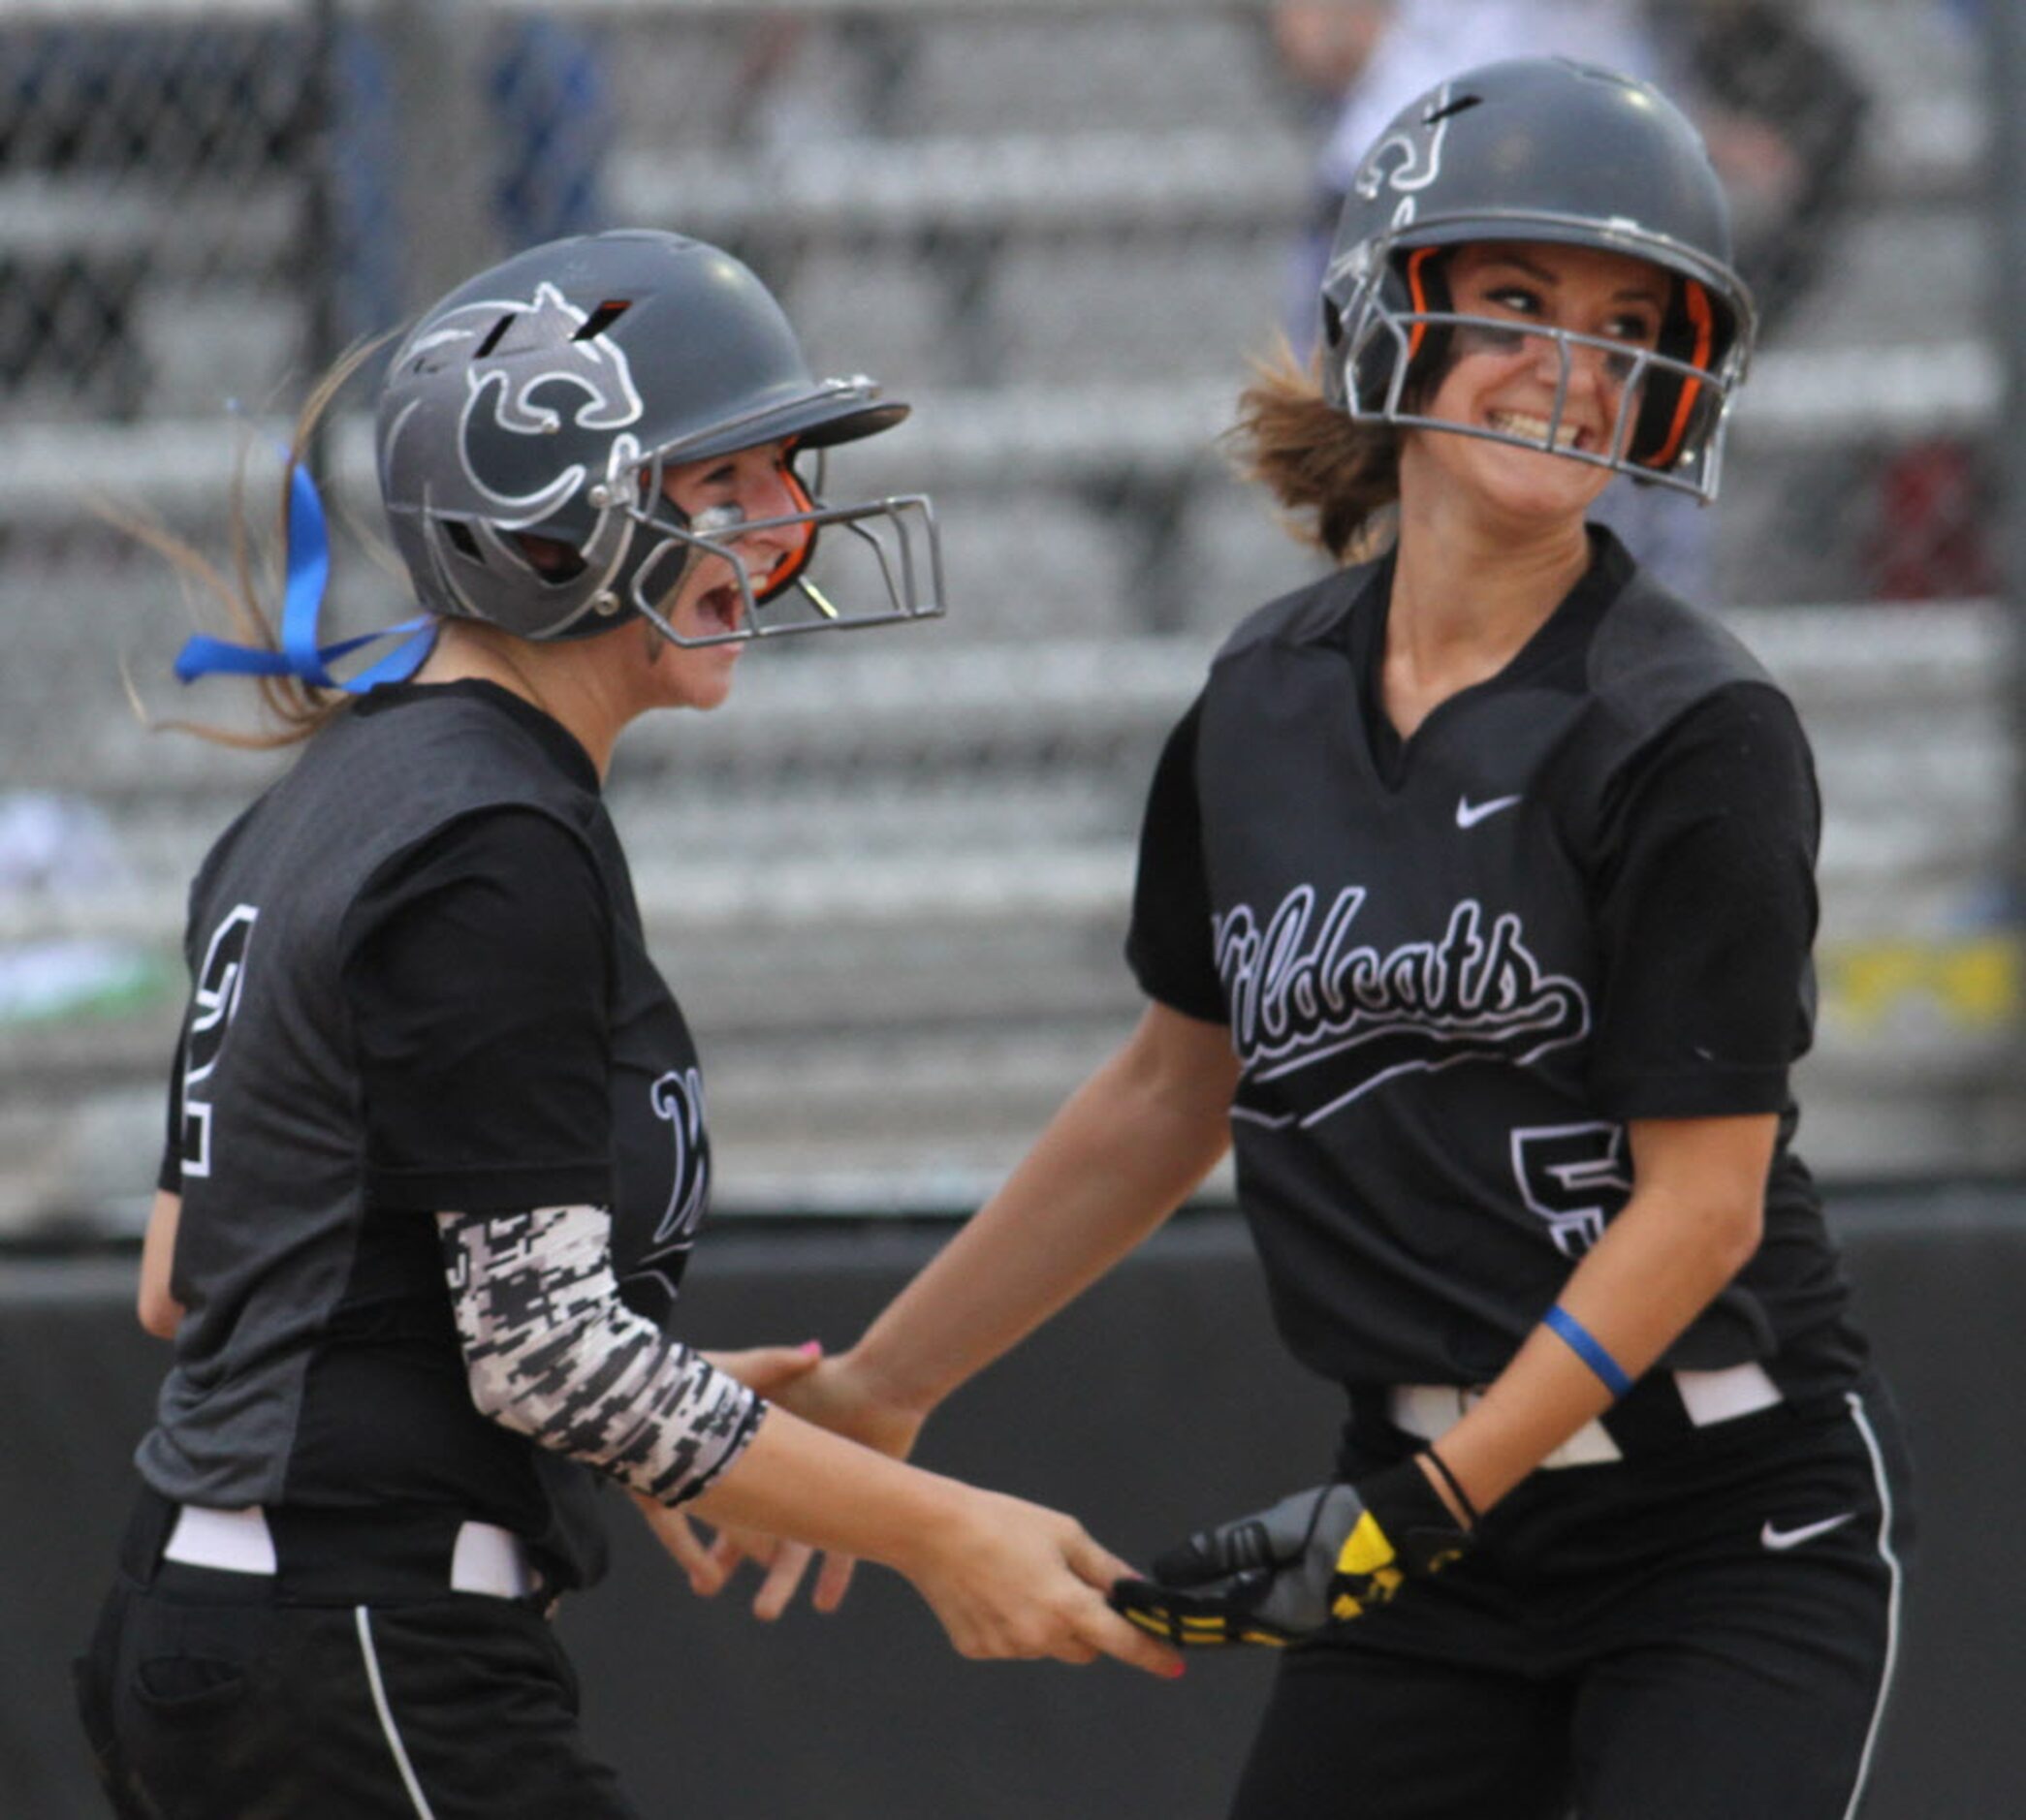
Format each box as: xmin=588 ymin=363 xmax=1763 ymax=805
xmin=1760 ymin=1512 xmax=1856 ymax=1552
xmin=1455 ymin=794 xmax=1523 ymax=830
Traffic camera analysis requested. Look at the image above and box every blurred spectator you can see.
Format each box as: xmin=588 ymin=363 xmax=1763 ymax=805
xmin=1661 ymin=1 xmax=2002 ymax=606
xmin=333 ymin=14 xmax=614 ymax=339
xmin=1646 ymin=0 xmax=1870 ymax=340
xmin=0 ymin=14 xmax=614 ymax=409
xmin=486 ymin=18 xmax=614 ymax=248
xmin=1865 ymin=436 xmax=1998 ymax=601
xmin=1649 ymin=1 xmax=1989 ymax=604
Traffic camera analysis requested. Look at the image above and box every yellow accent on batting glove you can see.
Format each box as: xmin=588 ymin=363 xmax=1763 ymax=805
xmin=1106 ymin=1457 xmax=1471 ymax=1647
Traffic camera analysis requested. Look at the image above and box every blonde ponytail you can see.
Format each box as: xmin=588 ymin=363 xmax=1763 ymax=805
xmin=111 ymin=336 xmax=396 ymax=750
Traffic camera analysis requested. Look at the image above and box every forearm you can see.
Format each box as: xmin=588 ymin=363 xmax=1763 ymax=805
xmin=685 ymin=1378 xmax=1187 ymax=1679
xmin=138 ymin=1188 xmax=185 ymax=1338
xmin=686 ymin=1399 xmax=977 ymax=1574
xmin=1432 ymin=1116 xmax=1769 ymax=1515
xmin=850 ymin=1004 xmax=1237 ymax=1419
xmin=440 ymin=1206 xmax=763 ymax=1506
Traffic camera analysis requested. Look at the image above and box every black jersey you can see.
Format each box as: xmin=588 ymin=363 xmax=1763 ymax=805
xmin=142 ymin=681 xmax=713 ymax=1588
xmin=1128 ymin=530 xmax=1865 ymax=1400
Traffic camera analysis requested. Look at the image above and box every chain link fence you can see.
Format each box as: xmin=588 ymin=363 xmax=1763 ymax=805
xmin=0 ymin=0 xmax=2016 ymax=1232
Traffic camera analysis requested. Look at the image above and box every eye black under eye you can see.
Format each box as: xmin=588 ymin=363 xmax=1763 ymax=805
xmin=1457 ymin=324 xmax=1527 ymax=355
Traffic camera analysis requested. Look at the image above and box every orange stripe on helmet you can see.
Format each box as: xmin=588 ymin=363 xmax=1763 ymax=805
xmin=1645 ymin=279 xmax=1716 ymax=471
xmin=756 ymin=445 xmax=818 ymax=602
xmin=1405 ymin=245 xmax=1440 ymax=361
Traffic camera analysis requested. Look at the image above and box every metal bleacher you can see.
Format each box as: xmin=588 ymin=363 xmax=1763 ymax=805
xmin=0 ymin=0 xmax=2015 ymax=1232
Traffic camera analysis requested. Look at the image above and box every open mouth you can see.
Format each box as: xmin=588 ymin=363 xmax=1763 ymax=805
xmin=1488 ymin=409 xmax=1586 ymax=453
xmin=696 ymin=581 xmax=744 ymax=638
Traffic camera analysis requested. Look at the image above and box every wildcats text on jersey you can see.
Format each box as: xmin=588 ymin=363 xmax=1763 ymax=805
xmin=1217 ymin=888 xmax=1590 ymax=1127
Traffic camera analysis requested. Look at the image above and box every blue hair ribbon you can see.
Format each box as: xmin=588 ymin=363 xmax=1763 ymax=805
xmin=174 ymin=456 xmax=434 ymax=693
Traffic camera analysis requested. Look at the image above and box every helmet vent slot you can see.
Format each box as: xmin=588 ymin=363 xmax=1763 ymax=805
xmin=443 ymin=520 xmax=482 ymax=559
xmin=574 ymin=299 xmax=632 ymax=341
xmin=1424 ymin=94 xmax=1481 ymax=124
xmin=474 ymin=313 xmax=518 ymax=359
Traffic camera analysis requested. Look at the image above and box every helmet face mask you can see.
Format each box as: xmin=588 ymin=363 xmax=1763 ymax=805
xmin=376 ymin=231 xmax=944 ymax=644
xmin=1319 ymin=58 xmax=1757 ymax=504
xmin=1342 ymin=267 xmax=1735 ymax=499
xmin=617 ymin=453 xmax=945 ymax=649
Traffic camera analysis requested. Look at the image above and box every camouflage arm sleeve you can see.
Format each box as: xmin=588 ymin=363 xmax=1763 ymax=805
xmin=437 ymin=1205 xmax=764 ymax=1506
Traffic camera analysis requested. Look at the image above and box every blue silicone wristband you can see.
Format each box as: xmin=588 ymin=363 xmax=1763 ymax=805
xmin=1542 ymin=1304 xmax=1632 ymax=1398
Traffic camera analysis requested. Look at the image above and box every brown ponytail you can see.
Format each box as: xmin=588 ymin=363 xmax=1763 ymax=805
xmin=1225 ymin=337 xmax=1400 ymax=565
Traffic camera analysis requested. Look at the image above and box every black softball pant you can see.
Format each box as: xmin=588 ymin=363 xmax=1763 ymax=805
xmin=74 ymin=1559 xmax=639 ymax=1819
xmin=1228 ymin=1381 xmax=1914 ymax=1820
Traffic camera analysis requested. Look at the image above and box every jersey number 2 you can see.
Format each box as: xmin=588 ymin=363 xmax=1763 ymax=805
xmin=181 ymin=905 xmax=258 ymax=1177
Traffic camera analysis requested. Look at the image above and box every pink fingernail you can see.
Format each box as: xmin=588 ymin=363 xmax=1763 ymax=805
xmin=800 ymin=1339 xmax=823 ymax=1357
xmin=1166 ymin=1660 xmax=1187 ymax=1680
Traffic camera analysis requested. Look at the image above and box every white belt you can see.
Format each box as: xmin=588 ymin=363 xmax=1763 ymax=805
xmin=1390 ymin=1362 xmax=1783 ymax=1470
xmin=161 ymin=1504 xmax=539 ymax=1600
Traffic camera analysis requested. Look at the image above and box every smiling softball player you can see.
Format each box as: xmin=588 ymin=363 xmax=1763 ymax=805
xmin=777 ymin=59 xmax=1915 ymax=1820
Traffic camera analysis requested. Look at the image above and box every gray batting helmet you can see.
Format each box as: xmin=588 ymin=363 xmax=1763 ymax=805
xmin=1320 ymin=57 xmax=1756 ymax=502
xmin=376 ymin=229 xmax=941 ymax=643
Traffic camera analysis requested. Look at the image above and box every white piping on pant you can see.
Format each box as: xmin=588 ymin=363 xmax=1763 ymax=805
xmin=1839 ymin=1389 xmax=1905 ymax=1820
xmin=353 ymin=1606 xmax=439 ymax=1820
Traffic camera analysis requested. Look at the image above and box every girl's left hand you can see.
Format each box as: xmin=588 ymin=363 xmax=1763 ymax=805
xmin=704 ymin=1340 xmax=824 ymax=1396
xmin=633 ymin=1340 xmax=824 ymax=1611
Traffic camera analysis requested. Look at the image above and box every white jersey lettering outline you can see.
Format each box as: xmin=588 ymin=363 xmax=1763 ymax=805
xmin=1216 ymin=888 xmax=1589 ymax=1123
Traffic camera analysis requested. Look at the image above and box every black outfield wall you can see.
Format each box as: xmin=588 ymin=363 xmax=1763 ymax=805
xmin=2 ymin=1192 xmax=2020 ymax=1818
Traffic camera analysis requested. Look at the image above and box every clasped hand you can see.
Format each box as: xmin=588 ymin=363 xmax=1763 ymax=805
xmin=1107 ymin=1456 xmax=1472 ymax=1647
xmin=633 ymin=1345 xmax=1181 ymax=1678
xmin=634 ymin=1346 xmax=920 ymax=1618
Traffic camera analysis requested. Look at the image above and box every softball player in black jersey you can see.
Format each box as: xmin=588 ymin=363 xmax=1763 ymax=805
xmin=73 ymin=230 xmax=1179 ymax=1820
xmin=766 ymin=59 xmax=1912 ymax=1820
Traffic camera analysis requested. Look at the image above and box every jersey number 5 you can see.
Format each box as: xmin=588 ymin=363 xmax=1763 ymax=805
xmin=1509 ymin=1122 xmax=1630 ymax=1259
xmin=181 ymin=904 xmax=258 ymax=1177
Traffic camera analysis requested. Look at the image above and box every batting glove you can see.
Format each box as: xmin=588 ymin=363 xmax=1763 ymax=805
xmin=1106 ymin=1456 xmax=1472 ymax=1647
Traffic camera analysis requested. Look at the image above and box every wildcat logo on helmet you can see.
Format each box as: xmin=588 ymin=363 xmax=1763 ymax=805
xmin=375 ymin=230 xmax=939 ymax=644
xmin=1216 ymin=888 xmax=1590 ymax=1129
xmin=385 ymin=281 xmax=646 ymax=525
xmin=1350 ymin=81 xmax=1457 ymax=207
